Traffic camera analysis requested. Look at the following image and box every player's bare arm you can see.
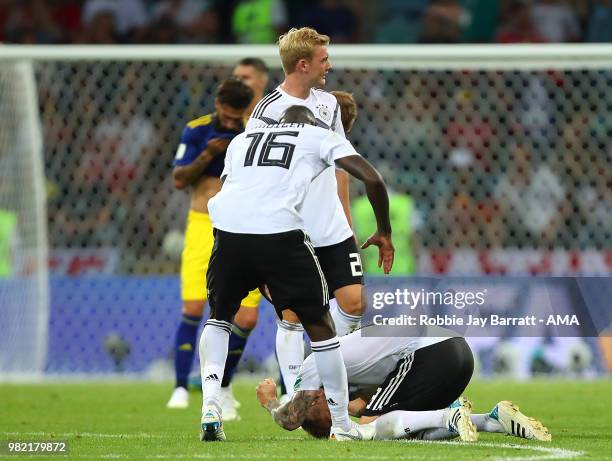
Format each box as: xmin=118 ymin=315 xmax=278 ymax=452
xmin=335 ymin=155 xmax=395 ymax=273
xmin=335 ymin=169 xmax=353 ymax=229
xmin=256 ymin=378 xmax=317 ymax=431
xmin=172 ymin=138 xmax=230 ymax=190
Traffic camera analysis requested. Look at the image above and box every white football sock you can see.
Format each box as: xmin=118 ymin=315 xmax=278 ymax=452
xmin=415 ymin=428 xmax=456 ymax=440
xmin=329 ymin=298 xmax=362 ymax=336
xmin=373 ymin=410 xmax=446 ymax=440
xmin=275 ymin=320 xmax=305 ymax=396
xmin=471 ymin=413 xmax=504 ymax=433
xmin=311 ymin=337 xmax=351 ymax=431
xmin=200 ymin=320 xmax=231 ymax=413
xmin=405 ymin=414 xmax=504 ymax=441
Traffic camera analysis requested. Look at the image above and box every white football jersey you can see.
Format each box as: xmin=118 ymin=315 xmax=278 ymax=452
xmin=295 ymin=327 xmax=457 ymax=391
xmin=247 ymin=86 xmax=354 ymax=247
xmin=208 ymin=123 xmax=359 ymax=235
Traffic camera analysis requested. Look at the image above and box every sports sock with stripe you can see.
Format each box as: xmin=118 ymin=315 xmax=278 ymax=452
xmin=200 ymin=320 xmax=231 ymax=411
xmin=311 ymin=336 xmax=351 ymax=431
xmin=275 ymin=320 xmax=305 ymax=395
xmin=329 ymin=298 xmax=362 ymax=336
xmin=173 ymin=314 xmax=202 ymax=389
xmin=221 ymin=323 xmax=252 ymax=387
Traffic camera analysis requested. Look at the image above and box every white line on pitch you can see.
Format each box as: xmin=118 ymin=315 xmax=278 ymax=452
xmin=409 ymin=440 xmax=584 ymax=461
xmin=1 ymin=433 xmax=586 ymax=460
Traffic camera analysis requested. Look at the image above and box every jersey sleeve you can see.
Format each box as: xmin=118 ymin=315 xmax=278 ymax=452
xmin=293 ymin=355 xmax=321 ymax=392
xmin=173 ymin=124 xmax=208 ymax=167
xmin=319 ymin=131 xmax=359 ymax=166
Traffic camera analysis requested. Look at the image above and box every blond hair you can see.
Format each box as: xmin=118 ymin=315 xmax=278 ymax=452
xmin=278 ymin=27 xmax=330 ymax=74
xmin=331 ymin=90 xmax=358 ymax=132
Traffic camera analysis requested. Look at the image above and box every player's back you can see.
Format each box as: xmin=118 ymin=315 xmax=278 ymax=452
xmin=296 ymin=326 xmax=460 ymax=389
xmin=208 ymin=122 xmax=357 ymax=235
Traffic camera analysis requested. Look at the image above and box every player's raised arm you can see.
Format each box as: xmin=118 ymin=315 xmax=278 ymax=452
xmin=256 ymin=378 xmax=317 ymax=431
xmin=173 ymin=137 xmax=230 ymax=189
xmin=334 ymin=155 xmax=394 ymax=274
xmin=172 ymin=78 xmax=253 ymax=189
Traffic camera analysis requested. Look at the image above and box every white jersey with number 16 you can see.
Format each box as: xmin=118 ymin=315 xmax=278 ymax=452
xmin=208 ymin=123 xmax=359 ymax=235
xmin=247 ymin=86 xmax=354 ymax=247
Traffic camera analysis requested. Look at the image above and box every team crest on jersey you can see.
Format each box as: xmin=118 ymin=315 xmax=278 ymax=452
xmin=317 ymin=104 xmax=331 ymax=121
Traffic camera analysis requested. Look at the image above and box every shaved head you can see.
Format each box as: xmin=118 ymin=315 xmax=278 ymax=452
xmin=279 ymin=105 xmax=317 ymax=125
xmin=301 ymin=390 xmax=332 ymax=439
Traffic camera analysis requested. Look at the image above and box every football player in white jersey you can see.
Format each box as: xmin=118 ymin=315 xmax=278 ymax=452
xmin=247 ymin=27 xmax=378 ymax=397
xmin=199 ymin=106 xmax=394 ymax=442
xmin=256 ymin=326 xmax=552 ymax=443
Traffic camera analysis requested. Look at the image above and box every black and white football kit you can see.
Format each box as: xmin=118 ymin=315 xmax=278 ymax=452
xmin=207 ymin=123 xmax=360 ymax=323
xmin=247 ymin=86 xmax=364 ymax=294
xmin=295 ymin=326 xmax=474 ymax=415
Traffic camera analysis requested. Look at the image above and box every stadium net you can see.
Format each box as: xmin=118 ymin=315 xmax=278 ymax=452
xmin=0 ymin=44 xmax=610 ymax=375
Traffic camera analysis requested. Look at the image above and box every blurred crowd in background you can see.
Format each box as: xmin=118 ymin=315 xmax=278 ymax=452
xmin=1 ymin=0 xmax=610 ymax=274
xmin=36 ymin=61 xmax=611 ymax=273
xmin=2 ymin=0 xmax=612 ymax=45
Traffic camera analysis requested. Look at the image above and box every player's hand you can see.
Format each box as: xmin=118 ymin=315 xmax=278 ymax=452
xmin=361 ymin=232 xmax=394 ymax=274
xmin=348 ymin=397 xmax=367 ymax=417
xmin=205 ymin=138 xmax=231 ymax=157
xmin=256 ymin=378 xmax=278 ymax=407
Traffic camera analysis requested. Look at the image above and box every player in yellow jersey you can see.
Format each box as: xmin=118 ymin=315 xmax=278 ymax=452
xmin=166 ymin=78 xmax=256 ymax=413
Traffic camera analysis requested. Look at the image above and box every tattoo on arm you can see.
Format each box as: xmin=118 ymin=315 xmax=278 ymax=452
xmin=264 ymin=391 xmax=317 ymax=431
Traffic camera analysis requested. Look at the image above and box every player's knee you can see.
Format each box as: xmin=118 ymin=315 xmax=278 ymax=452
xmin=302 ymin=311 xmax=336 ymax=342
xmin=182 ymin=300 xmax=206 ymax=317
xmin=335 ymin=287 xmax=364 ymax=316
xmin=281 ymin=309 xmax=301 ymax=324
xmin=234 ymin=306 xmax=258 ymax=330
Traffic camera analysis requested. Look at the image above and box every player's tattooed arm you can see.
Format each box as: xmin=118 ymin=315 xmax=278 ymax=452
xmin=173 ymin=138 xmax=230 ymax=189
xmin=256 ymin=378 xmax=316 ymax=431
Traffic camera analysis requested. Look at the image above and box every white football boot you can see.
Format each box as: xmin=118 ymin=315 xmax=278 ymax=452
xmin=330 ymin=421 xmax=376 ymax=441
xmin=166 ymin=387 xmax=189 ymax=409
xmin=490 ymin=401 xmax=552 ymax=441
xmin=444 ymin=396 xmax=479 ymax=442
xmin=200 ymin=405 xmax=226 ymax=442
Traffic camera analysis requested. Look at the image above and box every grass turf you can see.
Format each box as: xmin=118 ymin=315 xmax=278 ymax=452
xmin=1 ymin=380 xmax=611 ymax=460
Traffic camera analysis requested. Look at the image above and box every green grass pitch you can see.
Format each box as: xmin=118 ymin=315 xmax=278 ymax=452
xmin=1 ymin=380 xmax=611 ymax=460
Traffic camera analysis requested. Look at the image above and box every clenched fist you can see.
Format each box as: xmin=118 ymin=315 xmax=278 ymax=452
xmin=256 ymin=378 xmax=278 ymax=407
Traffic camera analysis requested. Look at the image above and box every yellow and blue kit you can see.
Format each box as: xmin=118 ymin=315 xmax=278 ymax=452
xmin=175 ymin=113 xmax=261 ymax=307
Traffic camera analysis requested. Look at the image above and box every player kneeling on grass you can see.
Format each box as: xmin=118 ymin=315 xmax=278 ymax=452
xmin=257 ymin=325 xmax=551 ymax=442
xmin=200 ymin=106 xmax=394 ymax=442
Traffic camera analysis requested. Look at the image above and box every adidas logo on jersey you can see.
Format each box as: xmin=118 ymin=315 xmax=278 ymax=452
xmin=204 ymin=374 xmax=219 ymax=382
xmin=326 ymin=397 xmax=338 ymax=406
